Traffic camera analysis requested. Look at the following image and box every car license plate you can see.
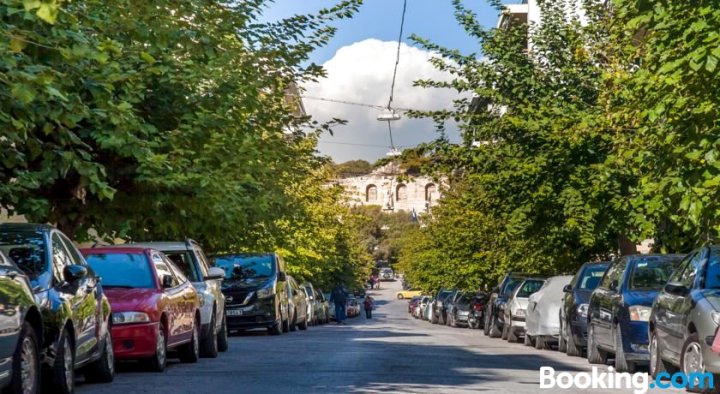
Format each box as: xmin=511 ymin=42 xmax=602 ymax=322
xmin=227 ymin=309 xmax=244 ymax=317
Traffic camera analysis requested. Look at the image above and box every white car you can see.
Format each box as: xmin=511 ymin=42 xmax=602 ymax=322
xmin=415 ymin=296 xmax=430 ymax=318
xmin=503 ymin=278 xmax=546 ymax=343
xmin=525 ymin=275 xmax=573 ymax=349
xmin=132 ymin=240 xmax=228 ymax=357
xmin=423 ymin=298 xmax=434 ymax=321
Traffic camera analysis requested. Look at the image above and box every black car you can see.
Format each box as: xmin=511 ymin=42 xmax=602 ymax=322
xmin=0 ymin=223 xmax=114 ymax=394
xmin=431 ymin=289 xmax=456 ymax=325
xmin=447 ymin=292 xmax=473 ymax=328
xmin=484 ymin=273 xmax=529 ymax=338
xmin=558 ymin=261 xmax=610 ymax=357
xmin=213 ymin=253 xmax=289 ymax=335
xmin=0 ymin=250 xmax=43 ymax=393
xmin=587 ymin=254 xmax=683 ymax=372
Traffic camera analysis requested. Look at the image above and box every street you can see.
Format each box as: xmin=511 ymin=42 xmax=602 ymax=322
xmin=77 ymin=280 xmax=681 ymax=394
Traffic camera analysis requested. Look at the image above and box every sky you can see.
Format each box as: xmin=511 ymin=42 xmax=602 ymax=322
xmin=260 ymin=1 xmax=502 ymax=163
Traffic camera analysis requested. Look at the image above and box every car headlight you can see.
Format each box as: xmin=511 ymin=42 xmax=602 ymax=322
xmin=256 ymin=283 xmax=276 ymax=299
xmin=515 ymin=309 xmax=526 ymax=317
xmin=712 ymin=311 xmax=720 ymax=326
xmin=577 ymin=303 xmax=589 ymax=318
xmin=113 ymin=312 xmax=150 ymax=325
xmin=629 ymin=305 xmax=652 ymax=322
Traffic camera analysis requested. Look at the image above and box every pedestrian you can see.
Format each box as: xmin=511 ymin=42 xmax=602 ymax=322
xmin=329 ymin=284 xmax=347 ymax=324
xmin=363 ymin=295 xmax=374 ymax=319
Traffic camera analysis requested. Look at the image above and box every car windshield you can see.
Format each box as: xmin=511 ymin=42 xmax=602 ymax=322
xmin=437 ymin=290 xmax=452 ymax=299
xmin=516 ymin=280 xmax=544 ymax=298
xmin=502 ymin=277 xmax=522 ymax=295
xmin=161 ymin=251 xmax=200 ymax=281
xmin=85 ymin=253 xmax=155 ymax=288
xmin=577 ymin=264 xmax=609 ymax=290
xmin=628 ymin=259 xmax=678 ymax=290
xmin=214 ymin=254 xmax=275 ymax=280
xmin=0 ymin=230 xmax=46 ymax=278
xmin=457 ymin=294 xmax=471 ymax=306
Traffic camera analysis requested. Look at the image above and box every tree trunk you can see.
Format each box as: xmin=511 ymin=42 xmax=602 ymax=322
xmin=617 ymin=235 xmax=637 ymax=256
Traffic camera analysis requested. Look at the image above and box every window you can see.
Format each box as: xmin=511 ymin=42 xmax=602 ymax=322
xmin=600 ymin=259 xmax=626 ymax=290
xmin=59 ymin=234 xmax=84 ymax=266
xmin=705 ymin=249 xmax=720 ymax=289
xmin=425 ymin=183 xmax=437 ymax=202
xmin=366 ymin=185 xmax=378 ymax=202
xmin=214 ymin=254 xmax=276 ymax=280
xmin=162 ymin=251 xmax=200 ymax=281
xmin=679 ymin=251 xmax=704 ymax=288
xmin=396 ymin=184 xmax=408 ymax=201
xmin=51 ymin=234 xmax=74 ymax=280
xmin=165 ymin=255 xmax=188 ymax=284
xmin=669 ymin=253 xmax=694 ymax=284
xmin=153 ymin=253 xmax=180 ymax=288
xmin=0 ymin=230 xmax=46 ymax=277
xmin=577 ymin=263 xmax=609 ymax=290
xmin=516 ymin=280 xmax=544 ymax=298
xmin=628 ymin=258 xmax=678 ymax=290
xmin=84 ymin=253 xmax=154 ymax=288
xmin=194 ymin=246 xmax=210 ymax=278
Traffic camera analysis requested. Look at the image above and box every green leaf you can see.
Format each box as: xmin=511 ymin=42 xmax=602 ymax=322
xmin=11 ymin=84 xmax=35 ymax=104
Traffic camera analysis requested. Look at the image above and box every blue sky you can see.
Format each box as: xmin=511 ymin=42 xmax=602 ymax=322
xmin=260 ymin=1 xmax=503 ymax=162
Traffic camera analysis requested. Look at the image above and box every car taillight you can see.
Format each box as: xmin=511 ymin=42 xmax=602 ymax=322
xmin=474 ymin=303 xmax=484 ymax=311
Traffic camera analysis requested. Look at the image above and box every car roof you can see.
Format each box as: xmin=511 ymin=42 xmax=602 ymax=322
xmin=129 ymin=241 xmax=197 ymax=251
xmin=623 ymin=254 xmax=684 ymax=263
xmin=80 ymin=246 xmax=153 ymax=255
xmin=0 ymin=223 xmax=54 ymax=232
xmin=214 ymin=252 xmax=275 ymax=258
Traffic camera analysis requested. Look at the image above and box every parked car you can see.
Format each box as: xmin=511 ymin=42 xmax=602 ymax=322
xmin=0 ymin=223 xmax=114 ymax=394
xmin=82 ymin=247 xmax=203 ymax=372
xmin=213 ymin=253 xmax=289 ymax=335
xmin=133 ymin=240 xmax=227 ymax=356
xmin=380 ymin=268 xmax=395 ymax=281
xmin=353 ymin=288 xmax=367 ymax=298
xmin=301 ymin=283 xmax=316 ymax=326
xmin=346 ymin=296 xmax=361 ymax=317
xmin=503 ymin=278 xmax=545 ymax=343
xmin=558 ymin=261 xmax=610 ymax=357
xmin=408 ymin=296 xmax=422 ymax=315
xmin=306 ymin=285 xmax=328 ymax=325
xmin=324 ymin=292 xmax=336 ymax=321
xmin=587 ymin=254 xmax=683 ymax=372
xmin=396 ymin=289 xmax=423 ymax=300
xmin=431 ymin=289 xmax=457 ymax=325
xmin=525 ymin=275 xmax=573 ymax=349
xmin=484 ymin=273 xmax=528 ymax=337
xmin=467 ymin=293 xmax=489 ymax=329
xmin=415 ymin=296 xmax=431 ymax=319
xmin=649 ymin=246 xmax=720 ymax=382
xmin=423 ymin=298 xmax=434 ymax=321
xmin=286 ymin=276 xmax=309 ymax=331
xmin=0 ymin=250 xmax=43 ymax=393
xmin=447 ymin=292 xmax=473 ymax=328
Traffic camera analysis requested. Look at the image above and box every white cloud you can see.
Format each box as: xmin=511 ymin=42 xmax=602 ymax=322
xmin=303 ymin=39 xmax=462 ymax=163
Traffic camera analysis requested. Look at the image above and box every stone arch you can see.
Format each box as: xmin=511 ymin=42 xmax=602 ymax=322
xmin=425 ymin=183 xmax=437 ymax=202
xmin=396 ymin=184 xmax=408 ymax=201
xmin=366 ymin=184 xmax=378 ymax=202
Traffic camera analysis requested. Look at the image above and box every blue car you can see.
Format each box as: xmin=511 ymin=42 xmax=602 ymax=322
xmin=587 ymin=254 xmax=683 ymax=372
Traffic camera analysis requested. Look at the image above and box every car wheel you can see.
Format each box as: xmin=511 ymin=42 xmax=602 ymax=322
xmin=7 ymin=322 xmax=39 ymax=394
xmin=524 ymin=331 xmax=534 ymax=347
xmin=144 ymin=323 xmax=167 ymax=372
xmin=217 ymin=314 xmax=229 ymax=352
xmin=614 ymin=325 xmax=635 ymax=373
xmin=558 ymin=320 xmax=567 ymax=353
xmin=179 ymin=319 xmax=200 ymax=363
xmin=289 ymin=312 xmax=297 ymax=332
xmin=489 ymin=312 xmax=502 ymax=338
xmin=682 ymin=333 xmax=710 ymax=393
xmin=507 ymin=319 xmax=518 ymax=343
xmin=586 ymin=322 xmax=607 ymax=365
xmin=397 ymin=294 xmax=404 ymax=300
xmin=431 ymin=309 xmax=439 ymax=324
xmin=565 ymin=321 xmax=581 ymax=357
xmin=535 ymin=335 xmax=546 ymax=350
xmin=84 ymin=330 xmax=115 ymax=383
xmin=483 ymin=311 xmax=491 ymax=336
xmin=501 ymin=318 xmax=509 ymax=340
xmin=268 ymin=319 xmax=282 ymax=336
xmin=298 ymin=314 xmax=308 ymax=331
xmin=649 ymin=330 xmax=665 ymax=379
xmin=51 ymin=329 xmax=75 ymax=394
xmin=200 ymin=314 xmax=219 ymax=358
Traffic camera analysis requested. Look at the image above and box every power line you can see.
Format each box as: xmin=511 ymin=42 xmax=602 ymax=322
xmin=301 ymin=95 xmax=413 ymax=112
xmin=387 ymin=0 xmax=408 ymax=111
xmin=319 ymin=141 xmax=401 ymax=148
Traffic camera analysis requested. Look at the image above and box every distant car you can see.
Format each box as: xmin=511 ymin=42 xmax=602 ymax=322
xmin=649 ymin=246 xmax=720 ymax=380
xmin=286 ymin=276 xmax=309 ymax=331
xmin=132 ymin=240 xmax=227 ymax=356
xmin=301 ymin=283 xmax=316 ymax=326
xmin=380 ymin=268 xmax=395 ymax=281
xmin=346 ymin=296 xmax=361 ymax=317
xmin=587 ymin=254 xmax=683 ymax=372
xmin=484 ymin=273 xmax=528 ymax=338
xmin=415 ymin=296 xmax=431 ymax=319
xmin=0 ymin=223 xmax=114 ymax=394
xmin=423 ymin=298 xmax=434 ymax=321
xmin=0 ymin=249 xmax=43 ymax=393
xmin=558 ymin=261 xmax=610 ymax=357
xmin=354 ymin=288 xmax=367 ymax=298
xmin=408 ymin=296 xmax=422 ymax=314
xmin=447 ymin=292 xmax=473 ymax=328
xmin=396 ymin=289 xmax=423 ymax=300
xmin=503 ymin=278 xmax=545 ymax=343
xmin=82 ymin=247 xmax=203 ymax=372
xmin=324 ymin=292 xmax=336 ymax=321
xmin=213 ymin=253 xmax=289 ymax=335
xmin=524 ymin=275 xmax=573 ymax=349
xmin=431 ymin=289 xmax=457 ymax=325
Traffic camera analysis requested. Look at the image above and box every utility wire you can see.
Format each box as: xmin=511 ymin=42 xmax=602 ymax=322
xmin=384 ymin=0 xmax=408 ymax=151
xmin=302 ymin=95 xmax=414 ymax=112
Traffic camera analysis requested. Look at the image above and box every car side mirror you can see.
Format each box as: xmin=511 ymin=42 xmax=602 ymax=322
xmin=562 ymin=284 xmax=572 ymax=293
xmin=277 ymin=272 xmax=287 ymax=282
xmin=664 ymin=282 xmax=689 ymax=296
xmin=63 ymin=265 xmax=88 ymax=283
xmin=205 ymin=267 xmax=225 ymax=281
xmin=162 ymin=275 xmax=174 ymax=288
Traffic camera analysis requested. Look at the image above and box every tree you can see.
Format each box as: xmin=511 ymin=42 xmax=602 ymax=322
xmin=333 ymin=160 xmax=373 ymax=177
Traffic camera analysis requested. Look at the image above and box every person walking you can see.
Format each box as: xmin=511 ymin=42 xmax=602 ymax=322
xmin=363 ymin=295 xmax=374 ymax=319
xmin=329 ymin=284 xmax=347 ymax=325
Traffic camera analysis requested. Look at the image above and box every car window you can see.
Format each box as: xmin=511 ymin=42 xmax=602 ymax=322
xmin=85 ymin=253 xmax=155 ymax=288
xmin=214 ymin=254 xmax=275 ymax=280
xmin=51 ymin=233 xmax=74 ymax=281
xmin=153 ymin=253 xmax=180 ymax=288
xmin=628 ymin=258 xmax=677 ymax=291
xmin=162 ymin=251 xmax=200 ymax=282
xmin=668 ymin=252 xmax=694 ymax=284
xmin=0 ymin=230 xmax=46 ymax=277
xmin=600 ymin=260 xmax=625 ymax=290
xmin=164 ymin=255 xmax=188 ymax=284
xmin=678 ymin=251 xmax=704 ymax=288
xmin=516 ymin=280 xmax=544 ymax=298
xmin=704 ymin=250 xmax=720 ymax=289
xmin=577 ymin=264 xmax=609 ymax=290
xmin=194 ymin=246 xmax=210 ymax=278
xmin=59 ymin=234 xmax=85 ymax=266
xmin=502 ymin=277 xmax=522 ymax=296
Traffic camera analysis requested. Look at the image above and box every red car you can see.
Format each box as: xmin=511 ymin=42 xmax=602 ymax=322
xmin=81 ymin=247 xmax=202 ymax=372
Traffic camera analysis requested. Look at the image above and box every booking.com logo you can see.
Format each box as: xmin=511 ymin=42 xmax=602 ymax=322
xmin=540 ymin=366 xmax=714 ymax=394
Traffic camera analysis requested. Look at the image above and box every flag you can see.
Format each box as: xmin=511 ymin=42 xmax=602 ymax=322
xmin=411 ymin=207 xmax=418 ymax=222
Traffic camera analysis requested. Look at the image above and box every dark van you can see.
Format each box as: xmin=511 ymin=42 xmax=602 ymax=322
xmin=213 ymin=253 xmax=289 ymax=335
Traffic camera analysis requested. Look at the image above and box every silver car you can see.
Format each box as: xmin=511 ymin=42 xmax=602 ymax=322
xmin=132 ymin=240 xmax=227 ymax=357
xmin=525 ymin=275 xmax=573 ymax=349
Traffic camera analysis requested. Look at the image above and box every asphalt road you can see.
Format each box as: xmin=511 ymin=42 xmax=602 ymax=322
xmin=77 ymin=280 xmax=683 ymax=394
